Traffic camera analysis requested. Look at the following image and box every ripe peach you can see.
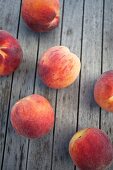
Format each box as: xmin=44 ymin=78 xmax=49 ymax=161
xmin=38 ymin=46 xmax=81 ymax=89
xmin=22 ymin=0 xmax=60 ymax=32
xmin=0 ymin=30 xmax=23 ymax=76
xmin=69 ymin=128 xmax=113 ymax=170
xmin=10 ymin=94 xmax=54 ymax=138
xmin=94 ymin=71 xmax=113 ymax=112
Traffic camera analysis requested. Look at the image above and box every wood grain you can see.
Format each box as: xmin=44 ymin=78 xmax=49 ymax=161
xmin=1 ymin=0 xmax=113 ymax=170
xmin=101 ymin=0 xmax=113 ymax=169
xmin=26 ymin=1 xmax=64 ymax=170
xmin=51 ymin=1 xmax=84 ymax=170
xmin=78 ymin=0 xmax=103 ymax=129
xmin=2 ymin=16 xmax=39 ymax=170
xmin=0 ymin=0 xmax=22 ymax=168
xmin=76 ymin=1 xmax=103 ymax=169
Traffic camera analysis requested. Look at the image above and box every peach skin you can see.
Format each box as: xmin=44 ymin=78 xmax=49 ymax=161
xmin=69 ymin=128 xmax=113 ymax=170
xmin=22 ymin=0 xmax=60 ymax=32
xmin=0 ymin=30 xmax=23 ymax=76
xmin=10 ymin=94 xmax=54 ymax=138
xmin=38 ymin=46 xmax=81 ymax=89
xmin=94 ymin=71 xmax=113 ymax=112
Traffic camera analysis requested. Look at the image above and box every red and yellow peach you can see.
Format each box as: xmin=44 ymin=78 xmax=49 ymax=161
xmin=69 ymin=128 xmax=113 ymax=170
xmin=22 ymin=0 xmax=60 ymax=32
xmin=38 ymin=46 xmax=81 ymax=89
xmin=10 ymin=94 xmax=54 ymax=138
xmin=0 ymin=30 xmax=23 ymax=76
xmin=94 ymin=71 xmax=113 ymax=112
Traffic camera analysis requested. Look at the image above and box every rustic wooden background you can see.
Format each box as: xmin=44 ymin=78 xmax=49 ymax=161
xmin=0 ymin=0 xmax=113 ymax=169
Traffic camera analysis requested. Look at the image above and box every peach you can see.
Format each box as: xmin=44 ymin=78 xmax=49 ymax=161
xmin=0 ymin=30 xmax=23 ymax=76
xmin=94 ymin=71 xmax=113 ymax=112
xmin=22 ymin=0 xmax=60 ymax=32
xmin=69 ymin=128 xmax=113 ymax=170
xmin=10 ymin=94 xmax=54 ymax=138
xmin=38 ymin=46 xmax=81 ymax=89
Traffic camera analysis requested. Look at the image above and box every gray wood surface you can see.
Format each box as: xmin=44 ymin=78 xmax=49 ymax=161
xmin=101 ymin=0 xmax=113 ymax=140
xmin=101 ymin=0 xmax=113 ymax=169
xmin=78 ymin=0 xmax=103 ymax=129
xmin=27 ymin=1 xmax=63 ymax=170
xmin=0 ymin=0 xmax=22 ymax=168
xmin=52 ymin=1 xmax=84 ymax=170
xmin=75 ymin=0 xmax=103 ymax=170
xmin=1 ymin=0 xmax=113 ymax=170
xmin=2 ymin=15 xmax=39 ymax=170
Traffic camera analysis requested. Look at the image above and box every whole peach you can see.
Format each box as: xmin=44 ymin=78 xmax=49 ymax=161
xmin=10 ymin=94 xmax=54 ymax=138
xmin=69 ymin=128 xmax=113 ymax=170
xmin=38 ymin=46 xmax=81 ymax=89
xmin=0 ymin=30 xmax=23 ymax=76
xmin=94 ymin=71 xmax=113 ymax=112
xmin=22 ymin=0 xmax=60 ymax=32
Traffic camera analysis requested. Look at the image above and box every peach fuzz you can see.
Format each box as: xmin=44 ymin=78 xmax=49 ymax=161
xmin=94 ymin=71 xmax=113 ymax=112
xmin=38 ymin=46 xmax=81 ymax=89
xmin=22 ymin=0 xmax=60 ymax=32
xmin=10 ymin=94 xmax=54 ymax=138
xmin=69 ymin=128 xmax=113 ymax=170
xmin=0 ymin=30 xmax=23 ymax=76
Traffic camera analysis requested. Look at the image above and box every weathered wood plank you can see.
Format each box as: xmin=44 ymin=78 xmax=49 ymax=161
xmin=76 ymin=0 xmax=103 ymax=169
xmin=2 ymin=18 xmax=39 ymax=170
xmin=101 ymin=0 xmax=113 ymax=169
xmin=1 ymin=1 xmax=112 ymax=170
xmin=26 ymin=1 xmax=64 ymax=170
xmin=0 ymin=0 xmax=22 ymax=168
xmin=78 ymin=0 xmax=103 ymax=129
xmin=51 ymin=1 xmax=84 ymax=170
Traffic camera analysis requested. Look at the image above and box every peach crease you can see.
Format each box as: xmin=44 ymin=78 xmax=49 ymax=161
xmin=105 ymin=95 xmax=113 ymax=103
xmin=0 ymin=48 xmax=7 ymax=59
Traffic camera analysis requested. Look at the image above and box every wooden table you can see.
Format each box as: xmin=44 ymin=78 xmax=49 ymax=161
xmin=0 ymin=0 xmax=113 ymax=170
